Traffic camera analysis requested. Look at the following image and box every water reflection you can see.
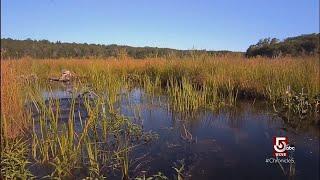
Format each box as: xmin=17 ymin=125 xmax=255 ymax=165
xmin=32 ymin=87 xmax=319 ymax=179
xmin=122 ymin=88 xmax=319 ymax=179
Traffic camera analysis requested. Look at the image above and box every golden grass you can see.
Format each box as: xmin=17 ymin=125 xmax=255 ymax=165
xmin=1 ymin=56 xmax=319 ymax=138
xmin=1 ymin=61 xmax=28 ymax=138
xmin=1 ymin=56 xmax=319 ymax=178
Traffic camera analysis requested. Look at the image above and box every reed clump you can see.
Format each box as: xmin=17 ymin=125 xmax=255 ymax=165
xmin=1 ymin=61 xmax=28 ymax=139
xmin=0 ymin=138 xmax=34 ymax=179
xmin=25 ymin=81 xmax=158 ymax=178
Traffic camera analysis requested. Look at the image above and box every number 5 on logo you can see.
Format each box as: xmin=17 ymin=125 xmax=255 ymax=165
xmin=273 ymin=137 xmax=288 ymax=157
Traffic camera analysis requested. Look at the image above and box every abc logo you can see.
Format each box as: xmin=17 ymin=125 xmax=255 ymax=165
xmin=286 ymin=145 xmax=295 ymax=151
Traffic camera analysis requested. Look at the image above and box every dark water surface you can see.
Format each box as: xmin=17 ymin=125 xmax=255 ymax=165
xmin=39 ymin=87 xmax=319 ymax=180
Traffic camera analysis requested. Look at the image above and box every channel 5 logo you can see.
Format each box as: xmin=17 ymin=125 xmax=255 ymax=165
xmin=273 ymin=137 xmax=295 ymax=157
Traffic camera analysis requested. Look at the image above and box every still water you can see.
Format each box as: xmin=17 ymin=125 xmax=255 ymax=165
xmin=38 ymin=87 xmax=319 ymax=180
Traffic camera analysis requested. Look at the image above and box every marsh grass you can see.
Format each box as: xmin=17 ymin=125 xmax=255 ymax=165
xmin=1 ymin=61 xmax=27 ymax=138
xmin=23 ymin=79 xmax=157 ymax=178
xmin=167 ymin=77 xmax=206 ymax=112
xmin=1 ymin=56 xmax=319 ymax=178
xmin=1 ymin=138 xmax=34 ymax=179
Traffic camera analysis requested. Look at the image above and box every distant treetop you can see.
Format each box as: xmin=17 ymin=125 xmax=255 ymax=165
xmin=246 ymin=33 xmax=319 ymax=58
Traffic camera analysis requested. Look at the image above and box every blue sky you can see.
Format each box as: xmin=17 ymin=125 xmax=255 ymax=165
xmin=1 ymin=0 xmax=319 ymax=51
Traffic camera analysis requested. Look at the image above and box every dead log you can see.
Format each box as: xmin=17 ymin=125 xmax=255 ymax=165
xmin=49 ymin=70 xmax=74 ymax=82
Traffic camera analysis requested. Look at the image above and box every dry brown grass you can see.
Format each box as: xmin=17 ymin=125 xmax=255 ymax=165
xmin=1 ymin=61 xmax=28 ymax=138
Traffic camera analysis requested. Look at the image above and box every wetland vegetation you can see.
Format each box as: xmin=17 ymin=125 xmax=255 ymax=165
xmin=1 ymin=55 xmax=319 ymax=179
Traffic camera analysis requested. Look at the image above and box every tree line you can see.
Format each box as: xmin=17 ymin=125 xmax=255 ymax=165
xmin=1 ymin=33 xmax=318 ymax=59
xmin=245 ymin=33 xmax=319 ymax=58
xmin=0 ymin=38 xmax=240 ymax=59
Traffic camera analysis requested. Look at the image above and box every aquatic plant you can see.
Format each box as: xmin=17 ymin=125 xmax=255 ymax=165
xmin=272 ymin=86 xmax=320 ymax=122
xmin=172 ymin=160 xmax=186 ymax=180
xmin=167 ymin=77 xmax=206 ymax=112
xmin=0 ymin=138 xmax=34 ymax=179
